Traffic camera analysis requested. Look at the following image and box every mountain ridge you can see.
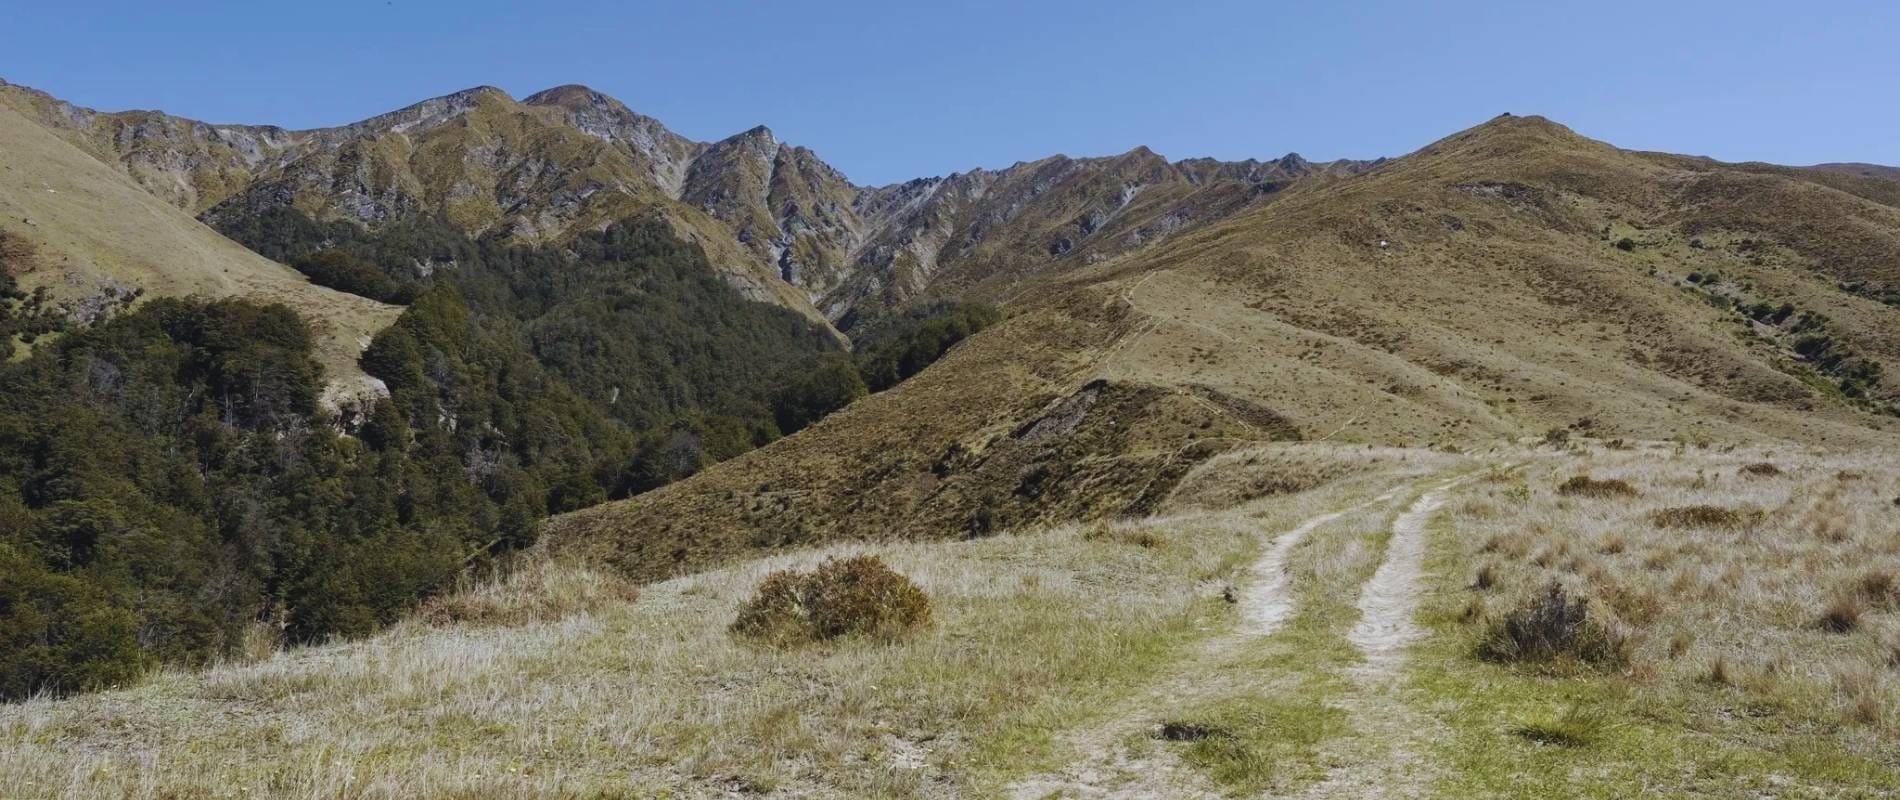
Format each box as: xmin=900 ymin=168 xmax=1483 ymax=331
xmin=0 ymin=78 xmax=1377 ymax=329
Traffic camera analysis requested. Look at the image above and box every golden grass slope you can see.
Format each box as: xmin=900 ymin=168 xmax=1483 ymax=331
xmin=0 ymin=103 xmax=399 ymax=395
xmin=553 ymin=114 xmax=1900 ymax=584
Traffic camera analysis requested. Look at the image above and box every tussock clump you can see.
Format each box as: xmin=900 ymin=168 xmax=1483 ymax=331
xmin=1557 ymin=475 xmax=1638 ymax=498
xmin=1834 ymin=666 xmax=1890 ymax=726
xmin=1082 ymin=523 xmax=1164 ymax=549
xmin=1649 ymin=505 xmax=1750 ymax=530
xmin=1477 ymin=582 xmax=1628 ymax=667
xmin=1478 ymin=533 xmax=1529 ymax=559
xmin=1471 ymin=562 xmax=1499 ymax=591
xmin=1818 ymin=596 xmax=1863 ymax=634
xmin=418 ymin=561 xmax=639 ymax=628
xmin=1157 ymin=721 xmax=1223 ymax=742
xmin=1512 ymin=702 xmax=1611 ymax=747
xmin=1706 ymin=656 xmax=1733 ymax=685
xmin=731 ymin=555 xmax=932 ymax=645
xmin=1850 ymin=570 xmax=1899 ymax=610
xmin=1740 ymin=462 xmax=1783 ymax=477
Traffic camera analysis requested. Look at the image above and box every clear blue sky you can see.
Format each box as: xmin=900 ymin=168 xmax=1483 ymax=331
xmin=5 ymin=1 xmax=1896 ymax=185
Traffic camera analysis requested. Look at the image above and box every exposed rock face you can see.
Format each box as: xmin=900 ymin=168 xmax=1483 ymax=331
xmin=0 ymin=78 xmax=1373 ymax=328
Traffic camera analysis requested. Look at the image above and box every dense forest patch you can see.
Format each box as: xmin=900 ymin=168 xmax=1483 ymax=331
xmin=0 ymin=213 xmax=994 ymax=701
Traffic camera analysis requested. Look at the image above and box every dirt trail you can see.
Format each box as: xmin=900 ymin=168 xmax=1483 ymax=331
xmin=1347 ymin=480 xmax=1460 ymax=669
xmin=1296 ymin=478 xmax=1467 ymax=800
xmin=1242 ymin=488 xmax=1398 ymax=636
xmin=1005 ymin=488 xmax=1405 ymax=800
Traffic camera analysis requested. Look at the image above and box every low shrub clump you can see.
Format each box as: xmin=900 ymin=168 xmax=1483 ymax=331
xmin=1477 ymin=582 xmax=1628 ymax=667
xmin=731 ymin=555 xmax=932 ymax=645
xmin=1648 ymin=505 xmax=1750 ymax=530
xmin=1739 ymin=462 xmax=1783 ymax=477
xmin=1557 ymin=475 xmax=1639 ymax=498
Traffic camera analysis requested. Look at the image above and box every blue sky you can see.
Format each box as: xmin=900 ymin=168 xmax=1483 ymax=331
xmin=6 ymin=1 xmax=1896 ymax=185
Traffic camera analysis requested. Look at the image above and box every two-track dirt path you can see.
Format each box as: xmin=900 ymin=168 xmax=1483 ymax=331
xmin=1005 ymin=479 xmax=1453 ymax=799
xmin=1292 ymin=477 xmax=1468 ymax=800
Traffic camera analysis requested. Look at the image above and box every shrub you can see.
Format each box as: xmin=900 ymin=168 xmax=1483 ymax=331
xmin=1614 ymin=238 xmax=1636 ymax=252
xmin=1540 ymin=427 xmax=1571 ymax=448
xmin=1648 ymin=505 xmax=1749 ymax=530
xmin=0 ymin=551 xmax=148 ymax=701
xmin=1557 ymin=475 xmax=1638 ymax=498
xmin=1477 ymin=582 xmax=1627 ymax=667
xmin=731 ymin=555 xmax=931 ymax=645
xmin=1739 ymin=462 xmax=1782 ymax=477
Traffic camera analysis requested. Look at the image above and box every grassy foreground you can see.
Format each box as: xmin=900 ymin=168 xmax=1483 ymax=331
xmin=0 ymin=451 xmax=1423 ymax=799
xmin=1412 ymin=445 xmax=1900 ymax=798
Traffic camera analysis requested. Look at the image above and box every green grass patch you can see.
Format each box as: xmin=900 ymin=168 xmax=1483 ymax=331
xmin=1164 ymin=692 xmax=1348 ymax=795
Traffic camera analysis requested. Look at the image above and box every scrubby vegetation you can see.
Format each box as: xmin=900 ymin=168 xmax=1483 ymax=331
xmin=1476 ymin=582 xmax=1628 ymax=667
xmin=730 ymin=555 xmax=932 ymax=645
xmin=845 ymin=300 xmax=1002 ymax=392
xmin=0 ymin=232 xmax=68 ymax=360
xmin=1680 ymin=274 xmax=1892 ymax=412
xmin=1423 ymin=448 xmax=1900 ymax=795
xmin=1557 ymin=475 xmax=1638 ymax=498
xmin=1647 ymin=504 xmax=1751 ymax=529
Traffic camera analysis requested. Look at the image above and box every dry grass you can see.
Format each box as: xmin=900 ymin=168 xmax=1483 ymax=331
xmin=0 ymin=459 xmax=1428 ymax=799
xmin=416 ymin=558 xmax=638 ymax=628
xmin=1425 ymin=444 xmax=1900 ymax=792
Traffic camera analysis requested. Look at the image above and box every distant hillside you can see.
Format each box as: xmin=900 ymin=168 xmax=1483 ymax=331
xmin=554 ymin=114 xmax=1900 ymax=582
xmin=0 ymin=101 xmax=398 ymax=399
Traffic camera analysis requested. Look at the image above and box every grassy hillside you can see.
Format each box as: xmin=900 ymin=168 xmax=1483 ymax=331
xmin=4 ymin=441 xmax=1894 ymax=797
xmin=0 ymin=104 xmax=399 ymax=396
xmin=551 ymin=114 xmax=1900 ymax=584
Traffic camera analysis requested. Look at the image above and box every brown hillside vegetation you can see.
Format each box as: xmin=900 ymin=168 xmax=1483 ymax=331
xmin=0 ymin=103 xmax=399 ymax=394
xmin=552 ymin=114 xmax=1900 ymax=582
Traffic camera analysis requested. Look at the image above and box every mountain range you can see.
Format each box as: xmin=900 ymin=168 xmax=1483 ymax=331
xmin=4 ymin=75 xmax=1900 ymax=797
xmin=0 ymin=79 xmax=1373 ymax=330
xmin=4 ymin=74 xmax=1900 ymax=626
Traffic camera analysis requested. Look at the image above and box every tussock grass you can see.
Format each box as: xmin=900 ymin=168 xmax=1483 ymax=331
xmin=1 ymin=460 xmax=1401 ymax=799
xmin=1511 ymin=701 xmax=1613 ymax=747
xmin=416 ymin=558 xmax=638 ymax=628
xmin=730 ymin=555 xmax=931 ymax=645
xmin=1557 ymin=475 xmax=1639 ymax=498
xmin=1647 ymin=504 xmax=1753 ymax=530
xmin=1416 ymin=445 xmax=1900 ymax=796
xmin=1476 ymin=582 xmax=1628 ymax=667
